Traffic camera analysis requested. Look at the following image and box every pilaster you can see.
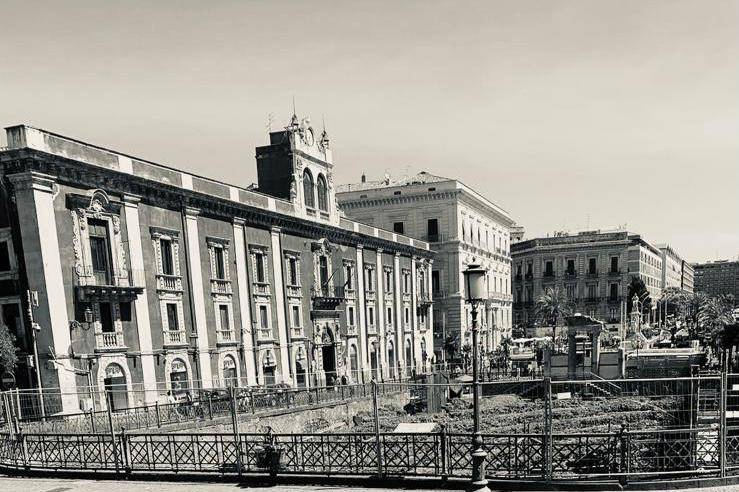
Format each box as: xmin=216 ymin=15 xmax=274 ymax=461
xmin=122 ymin=194 xmax=157 ymax=403
xmin=269 ymin=227 xmax=292 ymax=384
xmin=9 ymin=172 xmax=78 ymax=413
xmin=356 ymin=245 xmax=368 ymax=379
xmin=375 ymin=249 xmax=386 ymax=380
xmin=411 ymin=256 xmax=420 ymax=373
xmin=183 ymin=207 xmax=213 ymax=388
xmin=233 ymin=218 xmax=257 ymax=386
xmin=393 ymin=252 xmax=403 ymax=378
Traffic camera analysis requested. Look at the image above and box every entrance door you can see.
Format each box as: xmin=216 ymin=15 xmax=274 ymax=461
xmin=370 ymin=343 xmax=379 ymax=380
xmin=322 ymin=344 xmax=336 ymax=385
xmin=263 ymin=365 xmax=276 ymax=387
xmin=295 ymin=361 xmax=306 ymax=388
xmin=387 ymin=341 xmax=395 ymax=379
xmin=103 ymin=364 xmax=128 ymax=411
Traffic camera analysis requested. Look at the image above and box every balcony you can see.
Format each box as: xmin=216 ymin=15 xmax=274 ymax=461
xmin=345 ymin=288 xmax=356 ymax=300
xmin=565 ymin=270 xmax=577 ymax=278
xmin=211 ymin=278 xmax=232 ymax=295
xmin=291 ymin=327 xmax=305 ymax=339
xmin=156 ymin=274 xmax=183 ymax=292
xmin=365 ymin=290 xmax=377 ymax=302
xmin=418 ymin=291 xmax=432 ymax=306
xmin=95 ymin=331 xmax=125 ymax=351
xmin=217 ymin=329 xmax=237 ymax=345
xmin=257 ymin=328 xmax=274 ymax=342
xmin=587 ymin=270 xmax=599 ymax=278
xmin=367 ymin=324 xmax=377 ymax=335
xmin=524 ymin=272 xmax=533 ymax=280
xmin=514 ymin=273 xmax=522 ymax=281
xmin=163 ymin=330 xmax=187 ymax=346
xmin=584 ymin=296 xmax=600 ymax=304
xmin=73 ymin=266 xmax=145 ymax=302
xmin=347 ymin=324 xmax=357 ymax=336
xmin=311 ymin=285 xmax=346 ymax=310
xmin=425 ymin=233 xmax=444 ymax=243
xmin=608 ymin=269 xmax=622 ymax=276
xmin=433 ymin=289 xmax=447 ymax=298
xmin=607 ymin=295 xmax=622 ymax=304
xmin=252 ymin=282 xmax=271 ymax=296
xmin=286 ymin=285 xmax=302 ymax=298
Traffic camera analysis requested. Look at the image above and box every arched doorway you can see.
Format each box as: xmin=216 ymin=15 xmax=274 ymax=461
xmin=387 ymin=340 xmax=395 ymax=380
xmin=295 ymin=360 xmax=307 ymax=388
xmin=169 ymin=358 xmax=189 ymax=400
xmin=405 ymin=339 xmax=413 ymax=377
xmin=262 ymin=350 xmax=276 ymax=387
xmin=349 ymin=344 xmax=359 ymax=383
xmin=370 ymin=342 xmax=379 ymax=380
xmin=420 ymin=338 xmax=428 ymax=373
xmin=321 ymin=327 xmax=337 ymax=386
xmin=223 ymin=355 xmax=238 ymax=387
xmin=103 ymin=363 xmax=128 ymax=412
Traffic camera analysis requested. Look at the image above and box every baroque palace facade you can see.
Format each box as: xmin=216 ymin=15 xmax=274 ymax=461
xmin=0 ymin=118 xmax=433 ymax=413
xmin=337 ymin=172 xmax=515 ymax=361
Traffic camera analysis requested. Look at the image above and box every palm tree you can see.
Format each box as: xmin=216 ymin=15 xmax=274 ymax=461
xmin=535 ymin=286 xmax=573 ymax=349
xmin=697 ymin=294 xmax=735 ymax=342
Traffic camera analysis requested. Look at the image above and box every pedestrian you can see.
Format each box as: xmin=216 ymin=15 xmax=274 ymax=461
xmin=166 ymin=391 xmax=176 ymax=404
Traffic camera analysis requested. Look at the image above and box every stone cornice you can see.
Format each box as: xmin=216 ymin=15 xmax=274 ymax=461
xmin=1 ymin=149 xmax=432 ymax=259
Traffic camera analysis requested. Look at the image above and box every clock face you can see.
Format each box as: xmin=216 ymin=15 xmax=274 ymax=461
xmin=304 ymin=128 xmax=315 ymax=146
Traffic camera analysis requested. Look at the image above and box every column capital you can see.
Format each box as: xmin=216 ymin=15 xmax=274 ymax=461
xmin=122 ymin=193 xmax=142 ymax=205
xmin=270 ymin=226 xmax=282 ymax=234
xmin=376 ymin=248 xmax=384 ymax=254
xmin=184 ymin=206 xmax=201 ymax=217
xmin=233 ymin=217 xmax=246 ymax=227
xmin=356 ymin=244 xmax=364 ymax=251
xmin=7 ymin=171 xmax=56 ymax=193
xmin=394 ymin=251 xmax=401 ymax=258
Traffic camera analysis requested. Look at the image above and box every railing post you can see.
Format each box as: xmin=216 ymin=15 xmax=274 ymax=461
xmin=89 ymin=409 xmax=96 ymax=433
xmin=371 ymin=380 xmax=383 ymax=478
xmin=618 ymin=423 xmax=628 ymax=486
xmin=229 ymin=385 xmax=243 ymax=477
xmin=155 ymin=402 xmax=161 ymax=428
xmin=106 ymin=404 xmax=120 ymax=475
xmin=120 ymin=427 xmax=131 ymax=475
xmin=440 ymin=424 xmax=448 ymax=480
xmin=208 ymin=393 xmax=213 ymax=420
xmin=19 ymin=428 xmax=28 ymax=469
xmin=720 ymin=371 xmax=727 ymax=478
xmin=543 ymin=377 xmax=553 ymax=482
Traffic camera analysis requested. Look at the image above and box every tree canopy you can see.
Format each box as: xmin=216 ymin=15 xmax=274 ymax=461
xmin=0 ymin=324 xmax=17 ymax=374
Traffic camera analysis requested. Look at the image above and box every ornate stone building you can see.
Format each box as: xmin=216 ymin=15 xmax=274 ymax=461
xmin=511 ymin=230 xmax=666 ymax=329
xmin=336 ymin=172 xmax=516 ymax=362
xmin=0 ymin=118 xmax=433 ymax=414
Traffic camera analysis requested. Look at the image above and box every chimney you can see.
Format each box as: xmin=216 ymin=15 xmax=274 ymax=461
xmin=361 ymin=173 xmax=366 ymax=183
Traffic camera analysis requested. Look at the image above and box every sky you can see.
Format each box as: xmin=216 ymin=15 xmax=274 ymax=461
xmin=1 ymin=0 xmax=737 ymax=263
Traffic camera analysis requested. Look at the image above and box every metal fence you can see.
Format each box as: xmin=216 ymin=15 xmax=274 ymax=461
xmin=2 ymin=374 xmax=739 ymax=484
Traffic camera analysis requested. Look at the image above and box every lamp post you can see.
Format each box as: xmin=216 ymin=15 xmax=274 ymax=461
xmin=463 ymin=263 xmax=490 ymax=492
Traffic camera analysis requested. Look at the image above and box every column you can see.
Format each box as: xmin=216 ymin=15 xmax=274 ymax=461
xmin=233 ymin=219 xmax=257 ymax=386
xmin=122 ymin=195 xmax=157 ymax=403
xmin=269 ymin=227 xmax=292 ymax=384
xmin=411 ymin=257 xmax=420 ymax=373
xmin=376 ymin=249 xmax=386 ymax=380
xmin=426 ymin=259 xmax=434 ymax=373
xmin=356 ymin=245 xmax=368 ymax=380
xmin=183 ymin=207 xmax=213 ymax=388
xmin=9 ymin=172 xmax=77 ymax=413
xmin=394 ymin=253 xmax=403 ymax=378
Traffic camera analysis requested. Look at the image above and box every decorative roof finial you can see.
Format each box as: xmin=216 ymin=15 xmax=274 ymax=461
xmin=320 ymin=114 xmax=330 ymax=149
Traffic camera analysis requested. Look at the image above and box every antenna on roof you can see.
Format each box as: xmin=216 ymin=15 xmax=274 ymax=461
xmin=292 ymin=96 xmax=296 ymax=117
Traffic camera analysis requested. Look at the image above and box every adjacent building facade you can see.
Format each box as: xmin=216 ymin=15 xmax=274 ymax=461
xmin=336 ymin=172 xmax=516 ymax=362
xmin=694 ymin=260 xmax=739 ymax=305
xmin=0 ymin=119 xmax=433 ymax=414
xmin=656 ymin=244 xmax=694 ymax=294
xmin=511 ymin=230 xmax=666 ymax=328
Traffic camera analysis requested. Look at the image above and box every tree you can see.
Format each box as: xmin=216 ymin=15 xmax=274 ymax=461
xmin=0 ymin=324 xmax=17 ymax=374
xmin=535 ymin=286 xmax=573 ymax=348
xmin=697 ymin=294 xmax=735 ymax=342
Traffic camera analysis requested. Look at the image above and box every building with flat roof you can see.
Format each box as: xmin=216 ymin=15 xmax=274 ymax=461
xmin=694 ymin=260 xmax=739 ymax=305
xmin=0 ymin=118 xmax=433 ymax=414
xmin=511 ymin=230 xmax=665 ymax=328
xmin=337 ymin=171 xmax=516 ymax=362
xmin=655 ymin=243 xmax=693 ymax=293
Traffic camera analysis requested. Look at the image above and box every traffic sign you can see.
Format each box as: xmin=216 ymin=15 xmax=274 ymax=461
xmin=1 ymin=371 xmax=16 ymax=390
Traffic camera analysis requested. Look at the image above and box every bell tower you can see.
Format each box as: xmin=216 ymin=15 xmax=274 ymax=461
xmin=255 ymin=113 xmax=337 ymax=225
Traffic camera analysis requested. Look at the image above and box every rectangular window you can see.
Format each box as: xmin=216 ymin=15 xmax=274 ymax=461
xmin=427 ymin=218 xmax=439 ymax=241
xmin=347 ymin=306 xmax=355 ymax=326
xmin=0 ymin=242 xmax=11 ymax=272
xmin=214 ymin=247 xmax=226 ymax=279
xmin=255 ymin=253 xmax=266 ymax=283
xmin=160 ymin=239 xmax=174 ymax=275
xmin=88 ymin=219 xmax=111 ymax=284
xmin=566 ymin=259 xmax=575 ymax=275
xmin=345 ymin=265 xmax=353 ymax=290
xmin=566 ymin=285 xmax=575 ymax=299
xmin=385 ymin=270 xmax=393 ymax=291
xmin=219 ymin=305 xmax=230 ymax=330
xmin=516 ymin=264 xmax=522 ymax=276
xmin=432 ymin=270 xmax=440 ymax=293
xmin=589 ymin=258 xmax=597 ymax=275
xmin=611 ymin=256 xmax=619 ymax=273
xmin=386 ymin=306 xmax=393 ymax=324
xmin=588 ymin=284 xmax=597 ymax=299
xmin=288 ymin=257 xmax=298 ymax=285
xmin=166 ymin=303 xmax=179 ymax=331
xmin=99 ymin=302 xmax=114 ymax=333
xmin=610 ymin=283 xmax=619 ymax=299
xmin=366 ymin=268 xmax=374 ymax=291
xmin=368 ymin=306 xmax=375 ymax=325
xmin=526 ymin=262 xmax=532 ymax=275
xmin=259 ymin=305 xmax=269 ymax=329
xmin=119 ymin=302 xmax=132 ymax=322
xmin=319 ymin=256 xmax=329 ymax=287
xmin=404 ymin=307 xmax=410 ymax=325
xmin=292 ymin=305 xmax=301 ymax=327
xmin=393 ymin=222 xmax=404 ymax=234
xmin=404 ymin=273 xmax=410 ymax=293
xmin=544 ymin=260 xmax=554 ymax=276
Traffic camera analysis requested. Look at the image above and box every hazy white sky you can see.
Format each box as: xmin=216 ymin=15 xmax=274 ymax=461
xmin=1 ymin=0 xmax=737 ymax=262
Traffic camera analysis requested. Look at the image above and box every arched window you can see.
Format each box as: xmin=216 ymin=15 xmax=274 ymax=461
xmin=169 ymin=358 xmax=189 ymax=399
xmin=303 ymin=169 xmax=315 ymax=209
xmin=223 ymin=355 xmax=238 ymax=387
xmin=316 ymin=174 xmax=328 ymax=211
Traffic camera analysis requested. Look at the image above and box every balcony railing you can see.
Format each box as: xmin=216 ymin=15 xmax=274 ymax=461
xmin=291 ymin=327 xmax=304 ymax=339
xmin=95 ymin=331 xmax=125 ymax=350
xmin=607 ymin=295 xmax=622 ymax=303
xmin=286 ymin=285 xmax=302 ymax=298
xmin=418 ymin=291 xmax=432 ymax=305
xmin=367 ymin=324 xmax=377 ymax=335
xmin=565 ymin=270 xmax=577 ymax=278
xmin=584 ymin=296 xmax=600 ymax=304
xmin=252 ymin=282 xmax=271 ymax=296
xmin=258 ymin=328 xmax=274 ymax=341
xmin=524 ymin=272 xmax=533 ymax=280
xmin=608 ymin=269 xmax=622 ymax=276
xmin=156 ymin=274 xmax=183 ymax=292
xmin=347 ymin=325 xmax=357 ymax=336
xmin=587 ymin=271 xmax=599 ymax=277
xmin=163 ymin=330 xmax=187 ymax=346
xmin=211 ymin=278 xmax=232 ymax=295
xmin=217 ymin=329 xmax=237 ymax=344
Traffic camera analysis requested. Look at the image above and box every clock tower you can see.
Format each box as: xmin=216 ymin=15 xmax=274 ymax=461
xmin=255 ymin=114 xmax=337 ymax=225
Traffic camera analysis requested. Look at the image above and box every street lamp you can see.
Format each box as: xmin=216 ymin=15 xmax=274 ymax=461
xmin=463 ymin=263 xmax=490 ymax=492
